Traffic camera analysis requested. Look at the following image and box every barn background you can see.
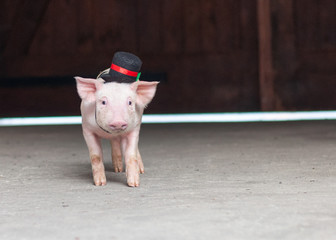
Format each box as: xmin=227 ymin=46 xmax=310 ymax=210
xmin=2 ymin=1 xmax=336 ymax=239
xmin=1 ymin=0 xmax=336 ymax=117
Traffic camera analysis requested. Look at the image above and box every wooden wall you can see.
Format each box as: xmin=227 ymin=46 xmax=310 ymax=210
xmin=271 ymin=0 xmax=336 ymax=110
xmin=0 ymin=0 xmax=336 ymax=117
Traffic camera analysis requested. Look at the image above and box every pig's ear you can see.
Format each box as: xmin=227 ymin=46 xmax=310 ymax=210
xmin=74 ymin=76 xmax=103 ymax=101
xmin=132 ymin=81 xmax=159 ymax=107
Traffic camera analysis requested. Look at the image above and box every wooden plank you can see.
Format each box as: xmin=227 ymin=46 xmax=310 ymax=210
xmin=77 ymin=0 xmax=94 ymax=54
xmin=3 ymin=0 xmax=50 ymax=58
xmin=213 ymin=0 xmax=232 ymax=53
xmin=183 ymin=0 xmax=201 ymax=53
xmin=294 ymin=73 xmax=336 ymax=110
xmin=115 ymin=0 xmax=137 ymax=52
xmin=162 ymin=0 xmax=183 ymax=54
xmin=0 ymin=0 xmax=21 ymax=24
xmin=92 ymin=0 xmax=117 ymax=53
xmin=28 ymin=0 xmax=53 ymax=56
xmin=0 ymin=85 xmax=81 ymax=117
xmin=295 ymin=0 xmax=320 ymax=51
xmin=214 ymin=0 xmax=244 ymax=53
xmin=88 ymin=0 xmax=138 ymax=54
xmin=200 ymin=0 xmax=217 ymax=52
xmin=257 ymin=0 xmax=275 ymax=111
xmin=300 ymin=51 xmax=336 ymax=74
xmin=2 ymin=54 xmax=111 ymax=77
xmin=271 ymin=0 xmax=297 ymax=110
xmin=29 ymin=0 xmax=78 ymax=56
xmin=240 ymin=0 xmax=258 ymax=51
xmin=0 ymin=0 xmax=11 ymax=57
xmin=272 ymin=0 xmax=297 ymax=76
xmin=137 ymin=0 xmax=162 ymax=54
xmin=317 ymin=0 xmax=336 ymax=50
xmin=52 ymin=0 xmax=78 ymax=55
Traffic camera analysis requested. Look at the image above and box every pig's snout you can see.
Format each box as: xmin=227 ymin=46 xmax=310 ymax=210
xmin=109 ymin=121 xmax=128 ymax=131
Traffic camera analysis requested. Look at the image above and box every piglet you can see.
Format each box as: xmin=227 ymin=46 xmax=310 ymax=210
xmin=75 ymin=76 xmax=158 ymax=187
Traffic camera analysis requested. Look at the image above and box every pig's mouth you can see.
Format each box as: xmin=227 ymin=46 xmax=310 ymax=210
xmin=95 ymin=111 xmax=126 ymax=134
xmin=96 ymin=119 xmax=118 ymax=134
xmin=99 ymin=125 xmax=119 ymax=134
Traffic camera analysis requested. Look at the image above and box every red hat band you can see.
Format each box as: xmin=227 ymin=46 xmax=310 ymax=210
xmin=110 ymin=63 xmax=138 ymax=77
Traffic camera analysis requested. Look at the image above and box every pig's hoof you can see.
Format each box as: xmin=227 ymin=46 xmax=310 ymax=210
xmin=114 ymin=165 xmax=123 ymax=173
xmin=112 ymin=159 xmax=123 ymax=172
xmin=138 ymin=158 xmax=144 ymax=174
xmin=139 ymin=167 xmax=144 ymax=174
xmin=126 ymin=170 xmax=140 ymax=187
xmin=93 ymin=174 xmax=106 ymax=186
xmin=126 ymin=158 xmax=140 ymax=187
xmin=127 ymin=177 xmax=140 ymax=187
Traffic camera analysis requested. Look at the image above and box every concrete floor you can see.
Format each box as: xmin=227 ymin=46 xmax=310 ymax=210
xmin=1 ymin=121 xmax=336 ymax=240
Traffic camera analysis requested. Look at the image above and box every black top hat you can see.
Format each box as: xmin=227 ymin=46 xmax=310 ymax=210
xmin=99 ymin=51 xmax=142 ymax=83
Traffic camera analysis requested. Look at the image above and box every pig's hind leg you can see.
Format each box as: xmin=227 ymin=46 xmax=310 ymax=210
xmin=137 ymin=147 xmax=144 ymax=174
xmin=111 ymin=137 xmax=123 ymax=172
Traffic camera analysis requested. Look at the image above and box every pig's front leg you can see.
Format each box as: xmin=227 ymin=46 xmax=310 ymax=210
xmin=111 ymin=137 xmax=123 ymax=172
xmin=122 ymin=130 xmax=141 ymax=187
xmin=83 ymin=130 xmax=106 ymax=186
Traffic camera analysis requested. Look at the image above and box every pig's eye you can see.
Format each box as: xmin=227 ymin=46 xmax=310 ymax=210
xmin=102 ymin=100 xmax=106 ymax=105
xmin=128 ymin=100 xmax=132 ymax=106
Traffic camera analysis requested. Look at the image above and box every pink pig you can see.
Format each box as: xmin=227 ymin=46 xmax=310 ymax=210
xmin=75 ymin=76 xmax=158 ymax=187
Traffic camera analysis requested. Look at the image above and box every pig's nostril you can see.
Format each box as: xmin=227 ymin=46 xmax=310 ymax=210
xmin=121 ymin=124 xmax=128 ymax=130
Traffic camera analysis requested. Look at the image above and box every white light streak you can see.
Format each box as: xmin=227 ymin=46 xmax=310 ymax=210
xmin=1 ymin=111 xmax=336 ymax=127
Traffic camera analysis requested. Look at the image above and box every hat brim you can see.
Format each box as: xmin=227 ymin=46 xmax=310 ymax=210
xmin=99 ymin=70 xmax=137 ymax=83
